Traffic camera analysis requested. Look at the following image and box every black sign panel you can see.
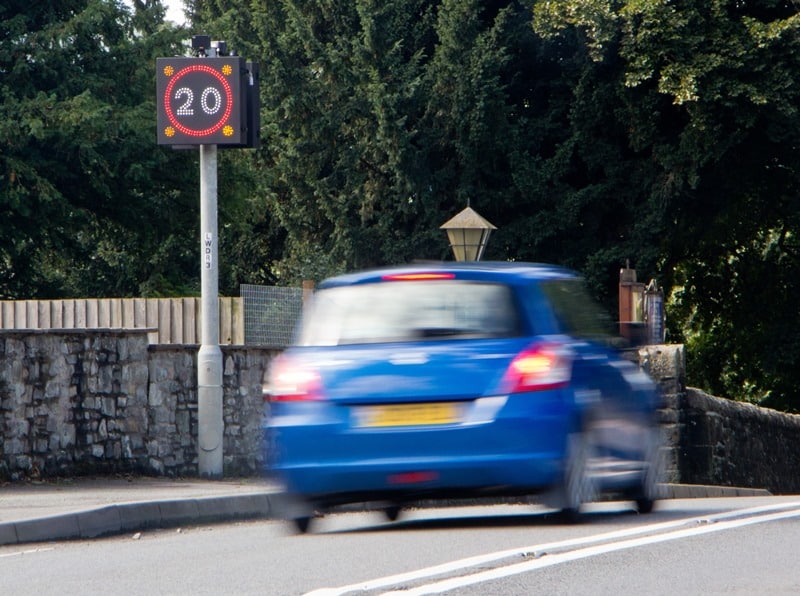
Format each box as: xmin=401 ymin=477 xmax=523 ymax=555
xmin=156 ymin=57 xmax=244 ymax=145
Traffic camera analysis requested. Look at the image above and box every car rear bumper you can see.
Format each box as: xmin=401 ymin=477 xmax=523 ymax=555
xmin=269 ymin=452 xmax=564 ymax=502
xmin=264 ymin=393 xmax=573 ymax=501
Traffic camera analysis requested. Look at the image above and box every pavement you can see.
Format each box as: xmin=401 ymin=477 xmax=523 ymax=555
xmin=0 ymin=477 xmax=771 ymax=547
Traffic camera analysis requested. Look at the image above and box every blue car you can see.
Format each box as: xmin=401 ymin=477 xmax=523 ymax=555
xmin=263 ymin=262 xmax=663 ymax=532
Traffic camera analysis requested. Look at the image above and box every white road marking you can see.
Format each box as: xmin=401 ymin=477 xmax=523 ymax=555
xmin=387 ymin=507 xmax=800 ymax=595
xmin=0 ymin=547 xmax=55 ymax=559
xmin=305 ymin=502 xmax=800 ymax=596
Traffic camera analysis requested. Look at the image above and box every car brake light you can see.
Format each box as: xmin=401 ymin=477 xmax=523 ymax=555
xmin=388 ymin=471 xmax=439 ymax=485
xmin=502 ymin=344 xmax=571 ymax=393
xmin=380 ymin=272 xmax=456 ymax=281
xmin=265 ymin=357 xmax=323 ymax=402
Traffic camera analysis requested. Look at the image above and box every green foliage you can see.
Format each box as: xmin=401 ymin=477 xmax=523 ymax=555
xmin=0 ymin=1 xmax=202 ymax=298
xmin=192 ymin=0 xmax=534 ymax=283
xmin=669 ymin=229 xmax=800 ymax=413
xmin=533 ymin=0 xmax=800 ymax=410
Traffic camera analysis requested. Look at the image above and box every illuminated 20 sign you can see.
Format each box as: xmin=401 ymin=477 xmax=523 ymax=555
xmin=156 ymin=57 xmax=244 ymax=145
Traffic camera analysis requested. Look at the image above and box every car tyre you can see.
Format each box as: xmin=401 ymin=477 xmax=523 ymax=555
xmin=636 ymin=497 xmax=655 ymax=514
xmin=384 ymin=505 xmax=402 ymax=522
xmin=559 ymin=431 xmax=597 ymax=523
xmin=635 ymin=427 xmax=665 ymax=514
xmin=293 ymin=515 xmax=313 ymax=534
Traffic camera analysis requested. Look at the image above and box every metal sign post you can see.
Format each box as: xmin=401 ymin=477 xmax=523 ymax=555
xmin=197 ymin=144 xmax=223 ymax=477
xmin=157 ymin=37 xmax=260 ymax=479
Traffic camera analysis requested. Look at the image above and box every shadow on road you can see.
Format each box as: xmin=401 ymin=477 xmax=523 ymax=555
xmin=308 ymin=502 xmax=723 ymax=535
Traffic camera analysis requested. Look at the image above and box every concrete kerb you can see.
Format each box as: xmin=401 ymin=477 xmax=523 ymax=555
xmin=665 ymin=484 xmax=772 ymax=499
xmin=0 ymin=521 xmax=18 ymax=545
xmin=195 ymin=493 xmax=272 ymax=521
xmin=78 ymin=505 xmax=122 ymax=539
xmin=0 ymin=493 xmax=276 ymax=547
xmin=14 ymin=513 xmax=82 ymax=545
xmin=118 ymin=501 xmax=162 ymax=532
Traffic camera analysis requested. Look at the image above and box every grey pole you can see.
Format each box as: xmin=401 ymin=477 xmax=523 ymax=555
xmin=198 ymin=143 xmax=223 ymax=477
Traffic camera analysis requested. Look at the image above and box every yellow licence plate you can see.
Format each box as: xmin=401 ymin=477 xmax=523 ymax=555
xmin=355 ymin=402 xmax=462 ymax=428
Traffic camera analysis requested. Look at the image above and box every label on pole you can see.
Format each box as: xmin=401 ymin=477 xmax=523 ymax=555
xmin=156 ymin=57 xmax=245 ymax=145
xmin=204 ymin=232 xmax=213 ymax=269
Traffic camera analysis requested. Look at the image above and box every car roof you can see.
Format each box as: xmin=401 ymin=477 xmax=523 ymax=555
xmin=316 ymin=261 xmax=581 ymax=289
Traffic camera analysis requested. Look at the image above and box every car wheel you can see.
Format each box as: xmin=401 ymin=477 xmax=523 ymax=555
xmin=384 ymin=505 xmax=402 ymax=522
xmin=293 ymin=515 xmax=313 ymax=534
xmin=635 ymin=427 xmax=665 ymax=514
xmin=559 ymin=431 xmax=597 ymax=523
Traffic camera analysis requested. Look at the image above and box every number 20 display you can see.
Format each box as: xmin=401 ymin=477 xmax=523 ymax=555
xmin=156 ymin=57 xmax=244 ymax=145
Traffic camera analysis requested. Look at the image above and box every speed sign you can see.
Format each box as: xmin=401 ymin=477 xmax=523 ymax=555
xmin=156 ymin=57 xmax=244 ymax=145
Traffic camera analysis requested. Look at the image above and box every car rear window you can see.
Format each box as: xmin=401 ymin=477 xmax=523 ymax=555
xmin=297 ymin=281 xmax=522 ymax=346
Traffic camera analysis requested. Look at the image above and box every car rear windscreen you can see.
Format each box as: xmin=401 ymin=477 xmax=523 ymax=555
xmin=297 ymin=281 xmax=522 ymax=346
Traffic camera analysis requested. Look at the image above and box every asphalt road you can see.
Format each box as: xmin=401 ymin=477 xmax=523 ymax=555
xmin=2 ymin=496 xmax=799 ymax=595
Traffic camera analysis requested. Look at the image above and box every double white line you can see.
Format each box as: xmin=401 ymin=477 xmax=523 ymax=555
xmin=307 ymin=502 xmax=800 ymax=596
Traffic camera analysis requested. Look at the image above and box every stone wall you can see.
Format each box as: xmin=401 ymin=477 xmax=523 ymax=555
xmin=3 ymin=330 xmax=800 ymax=492
xmin=636 ymin=344 xmax=686 ymax=485
xmin=679 ymin=388 xmax=800 ymax=494
xmin=637 ymin=343 xmax=800 ymax=494
xmin=0 ymin=330 xmax=277 ymax=480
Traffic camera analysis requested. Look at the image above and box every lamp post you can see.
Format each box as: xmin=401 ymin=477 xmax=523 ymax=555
xmin=440 ymin=206 xmax=497 ymax=261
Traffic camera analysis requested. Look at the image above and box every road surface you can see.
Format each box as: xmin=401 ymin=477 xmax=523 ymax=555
xmin=2 ymin=496 xmax=799 ymax=595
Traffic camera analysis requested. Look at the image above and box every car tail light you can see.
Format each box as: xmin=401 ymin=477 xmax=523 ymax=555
xmin=265 ymin=356 xmax=323 ymax=402
xmin=502 ymin=344 xmax=571 ymax=393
